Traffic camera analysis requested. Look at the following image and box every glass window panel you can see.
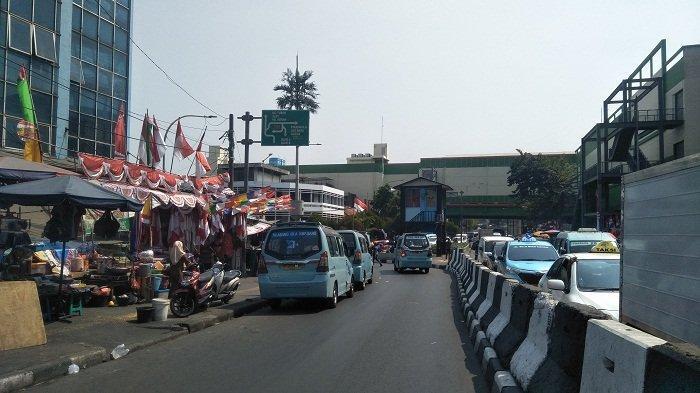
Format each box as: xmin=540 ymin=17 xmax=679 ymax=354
xmin=79 ymin=114 xmax=95 ymax=139
xmin=116 ymin=0 xmax=128 ymax=8
xmin=82 ymin=10 xmax=98 ymax=39
xmin=69 ymin=82 xmax=79 ymax=110
xmin=4 ymin=82 xmax=23 ymax=118
xmin=96 ymin=118 xmax=111 ymax=142
xmin=8 ymin=16 xmax=31 ymax=54
xmin=113 ymin=74 xmax=125 ymax=99
xmin=33 ymin=26 xmax=57 ymax=62
xmin=112 ymin=98 xmax=124 ymax=119
xmin=81 ymin=61 xmax=96 ymax=89
xmin=70 ymin=57 xmax=82 ymax=82
xmin=97 ymin=68 xmax=111 ymax=94
xmin=33 ymin=91 xmax=52 ymax=124
xmin=96 ymin=93 xmax=110 ymax=118
xmin=114 ymin=50 xmax=126 ymax=76
xmin=34 ymin=0 xmax=56 ymax=30
xmin=83 ymin=0 xmax=98 ymax=14
xmin=52 ymin=96 xmax=56 ymax=122
xmin=0 ymin=83 xmax=4 ymax=112
xmin=96 ymin=142 xmax=110 ymax=157
xmin=98 ymin=43 xmax=112 ymax=70
xmin=72 ymin=5 xmax=81 ymax=31
xmin=79 ymin=138 xmax=94 ymax=154
xmin=114 ymin=27 xmax=127 ymax=52
xmin=30 ymin=58 xmax=53 ymax=93
xmin=4 ymin=116 xmax=24 ymax=149
xmin=7 ymin=50 xmax=29 ymax=77
xmin=115 ymin=5 xmax=128 ymax=28
xmin=79 ymin=88 xmax=95 ymax=115
xmin=81 ymin=36 xmax=97 ymax=63
xmin=1 ymin=0 xmax=6 ymax=11
xmin=9 ymin=0 xmax=31 ymax=20
xmin=99 ymin=0 xmax=114 ymax=20
xmin=38 ymin=124 xmax=50 ymax=155
xmin=0 ymin=11 xmax=7 ymax=48
xmin=98 ymin=18 xmax=112 ymax=45
xmin=68 ymin=110 xmax=78 ymax=136
xmin=71 ymin=31 xmax=80 ymax=57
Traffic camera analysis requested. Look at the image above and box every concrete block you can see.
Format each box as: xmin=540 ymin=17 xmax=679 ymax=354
xmin=493 ymin=371 xmax=523 ymax=393
xmin=645 ymin=342 xmax=700 ymax=392
xmin=493 ymin=282 xmax=540 ymax=367
xmin=486 ymin=279 xmax=515 ymax=347
xmin=580 ymin=319 xmax=666 ymax=393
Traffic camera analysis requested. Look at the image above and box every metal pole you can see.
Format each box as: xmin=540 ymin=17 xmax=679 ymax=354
xmin=295 ymin=145 xmax=300 ymax=219
xmin=237 ymin=112 xmax=261 ymax=194
xmin=227 ymin=114 xmax=234 ymax=189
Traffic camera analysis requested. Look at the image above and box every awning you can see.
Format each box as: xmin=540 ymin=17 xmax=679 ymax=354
xmin=0 ymin=156 xmax=77 ymax=182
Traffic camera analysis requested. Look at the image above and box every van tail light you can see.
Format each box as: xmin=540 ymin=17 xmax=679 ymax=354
xmin=258 ymin=255 xmax=268 ymax=274
xmin=401 ymin=249 xmax=407 ymax=257
xmin=354 ymin=250 xmax=362 ymax=264
xmin=317 ymin=251 xmax=329 ymax=272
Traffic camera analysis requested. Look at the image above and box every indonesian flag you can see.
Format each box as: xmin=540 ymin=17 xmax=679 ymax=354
xmin=152 ymin=116 xmax=166 ymax=168
xmin=194 ymin=141 xmax=211 ymax=178
xmin=137 ymin=112 xmax=154 ymax=166
xmin=113 ymin=103 xmax=126 ymax=158
xmin=354 ymin=197 xmax=368 ymax=212
xmin=173 ymin=121 xmax=194 ymax=159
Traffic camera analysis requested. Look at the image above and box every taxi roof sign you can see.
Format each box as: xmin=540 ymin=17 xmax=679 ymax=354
xmin=590 ymin=240 xmax=619 ymax=253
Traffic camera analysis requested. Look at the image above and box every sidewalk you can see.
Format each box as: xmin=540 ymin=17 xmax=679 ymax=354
xmin=431 ymin=255 xmax=449 ymax=269
xmin=0 ymin=277 xmax=268 ymax=393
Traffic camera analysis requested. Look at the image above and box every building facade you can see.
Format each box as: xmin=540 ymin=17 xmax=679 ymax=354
xmin=579 ymin=40 xmax=699 ymax=229
xmin=0 ymin=0 xmax=132 ymax=159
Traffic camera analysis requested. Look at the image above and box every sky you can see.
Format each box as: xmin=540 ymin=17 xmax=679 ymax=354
xmin=127 ymin=0 xmax=700 ymax=173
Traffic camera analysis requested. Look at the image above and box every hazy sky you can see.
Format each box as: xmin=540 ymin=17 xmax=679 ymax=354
xmin=127 ymin=0 xmax=699 ymax=173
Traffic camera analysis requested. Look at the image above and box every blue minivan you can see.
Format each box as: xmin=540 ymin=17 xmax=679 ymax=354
xmin=258 ymin=222 xmax=354 ymax=309
xmin=393 ymin=233 xmax=432 ymax=273
xmin=338 ymin=230 xmax=374 ymax=289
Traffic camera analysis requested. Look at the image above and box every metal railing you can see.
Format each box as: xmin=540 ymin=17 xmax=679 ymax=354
xmin=608 ymin=107 xmax=683 ymax=124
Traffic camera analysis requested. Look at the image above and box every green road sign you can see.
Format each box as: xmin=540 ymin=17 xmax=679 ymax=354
xmin=261 ymin=110 xmax=309 ymax=146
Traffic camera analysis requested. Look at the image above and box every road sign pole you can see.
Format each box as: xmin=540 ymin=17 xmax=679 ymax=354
xmin=227 ymin=114 xmax=234 ymax=189
xmin=237 ymin=111 xmax=261 ymax=195
xmin=295 ymin=144 xmax=300 ymax=213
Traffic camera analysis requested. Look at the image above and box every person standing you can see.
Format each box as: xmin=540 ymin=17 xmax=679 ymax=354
xmin=168 ymin=240 xmax=188 ymax=298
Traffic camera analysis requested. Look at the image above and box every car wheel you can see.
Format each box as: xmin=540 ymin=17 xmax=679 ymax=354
xmin=393 ymin=263 xmax=398 ymax=272
xmin=367 ymin=268 xmax=374 ymax=284
xmin=346 ymin=280 xmax=355 ymax=298
xmin=269 ymin=299 xmax=282 ymax=310
xmin=327 ymin=283 xmax=338 ymax=309
xmin=423 ymin=268 xmax=429 ymax=274
xmin=358 ymin=274 xmax=366 ymax=290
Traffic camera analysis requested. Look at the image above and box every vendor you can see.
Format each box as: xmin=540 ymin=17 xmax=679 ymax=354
xmin=168 ymin=240 xmax=188 ymax=297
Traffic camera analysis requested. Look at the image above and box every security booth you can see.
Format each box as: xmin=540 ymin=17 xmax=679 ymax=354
xmin=395 ymin=177 xmax=452 ymax=255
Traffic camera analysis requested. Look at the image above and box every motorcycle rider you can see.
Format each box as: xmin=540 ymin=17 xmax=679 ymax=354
xmin=168 ymin=240 xmax=188 ymax=298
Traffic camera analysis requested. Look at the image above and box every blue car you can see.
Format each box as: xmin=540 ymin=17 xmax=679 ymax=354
xmin=393 ymin=233 xmax=432 ymax=274
xmin=338 ymin=230 xmax=374 ymax=289
xmin=495 ymin=235 xmax=560 ymax=285
xmin=258 ymin=222 xmax=354 ymax=309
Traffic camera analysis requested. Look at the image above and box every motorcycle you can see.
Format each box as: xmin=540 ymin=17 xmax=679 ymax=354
xmin=169 ymin=259 xmax=241 ymax=317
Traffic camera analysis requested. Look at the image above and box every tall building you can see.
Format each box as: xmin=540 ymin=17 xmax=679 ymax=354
xmin=0 ymin=0 xmax=131 ymax=159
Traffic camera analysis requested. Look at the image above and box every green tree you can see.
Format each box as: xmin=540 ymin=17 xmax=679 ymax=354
xmin=372 ymin=184 xmax=399 ymax=219
xmin=274 ymin=58 xmax=319 ymax=113
xmin=507 ymin=150 xmax=578 ymax=224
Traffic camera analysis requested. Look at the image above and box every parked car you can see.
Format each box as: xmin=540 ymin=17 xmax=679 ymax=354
xmin=553 ymin=229 xmax=617 ymax=255
xmin=393 ymin=233 xmax=432 ymax=273
xmin=538 ymin=241 xmax=620 ymax=319
xmin=452 ymin=233 xmax=469 ymax=244
xmin=258 ymin=221 xmax=354 ymax=309
xmin=495 ymin=235 xmax=559 ymax=285
xmin=477 ymin=235 xmax=514 ymax=263
xmin=425 ymin=233 xmax=438 ymax=247
xmin=338 ymin=230 xmax=374 ymax=289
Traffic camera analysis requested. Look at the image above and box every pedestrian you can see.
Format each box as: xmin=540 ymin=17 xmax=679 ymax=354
xmin=168 ymin=240 xmax=188 ymax=298
xmin=373 ymin=242 xmax=384 ymax=266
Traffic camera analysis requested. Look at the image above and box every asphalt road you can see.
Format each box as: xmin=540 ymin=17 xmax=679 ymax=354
xmin=31 ymin=264 xmax=486 ymax=393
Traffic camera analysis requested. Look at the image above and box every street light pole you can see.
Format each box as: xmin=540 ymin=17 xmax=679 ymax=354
xmin=162 ymin=114 xmax=216 ymax=173
xmin=238 ymin=111 xmax=262 ymax=195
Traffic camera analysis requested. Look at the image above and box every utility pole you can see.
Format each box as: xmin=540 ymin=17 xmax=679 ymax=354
xmin=227 ymin=114 xmax=234 ymax=189
xmin=237 ymin=111 xmax=261 ymax=194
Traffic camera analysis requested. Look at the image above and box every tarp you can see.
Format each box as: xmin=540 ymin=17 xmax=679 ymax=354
xmin=0 ymin=156 xmax=77 ymax=182
xmin=0 ymin=175 xmax=142 ymax=212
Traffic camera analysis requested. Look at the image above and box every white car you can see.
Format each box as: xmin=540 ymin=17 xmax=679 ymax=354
xmin=538 ymin=250 xmax=620 ymax=320
xmin=425 ymin=233 xmax=437 ymax=247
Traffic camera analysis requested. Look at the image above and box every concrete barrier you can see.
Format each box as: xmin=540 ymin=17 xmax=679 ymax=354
xmin=580 ymin=319 xmax=700 ymax=393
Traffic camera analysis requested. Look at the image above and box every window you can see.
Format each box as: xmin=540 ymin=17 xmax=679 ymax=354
xmin=97 ymin=68 xmax=111 ymax=93
xmin=340 ymin=233 xmax=357 ymax=254
xmin=98 ymin=18 xmax=113 ymax=45
xmin=69 ymin=83 xmax=80 ymax=110
xmin=98 ymin=43 xmax=112 ymax=69
xmin=37 ymin=124 xmax=50 ymax=155
xmin=96 ymin=118 xmax=111 ymax=141
xmin=82 ymin=36 xmax=97 ymax=63
xmin=99 ymin=0 xmax=114 ymax=20
xmin=34 ymin=0 xmax=56 ymax=30
xmin=264 ymin=228 xmax=321 ymax=260
xmin=0 ymin=11 xmax=7 ymax=47
xmin=96 ymin=142 xmax=111 ymax=157
xmin=71 ymin=31 xmax=81 ymax=57
xmin=32 ymin=25 xmax=56 ymax=62
xmin=113 ymin=74 xmax=126 ymax=99
xmin=9 ymin=0 xmax=31 ymax=20
xmin=114 ymin=27 xmax=127 ymax=52
xmin=673 ymin=141 xmax=684 ymax=160
xmin=33 ymin=91 xmax=52 ymax=123
xmin=79 ymin=114 xmax=95 ymax=139
xmin=113 ymin=50 xmax=127 ymax=75
xmin=72 ymin=5 xmax=81 ymax=31
xmin=115 ymin=5 xmax=128 ymax=28
xmin=83 ymin=0 xmax=98 ymax=14
xmin=674 ymin=90 xmax=684 ymax=120
xmin=9 ymin=16 xmax=31 ymax=54
xmin=576 ymin=259 xmax=620 ymax=291
xmin=30 ymin=59 xmax=53 ymax=93
xmin=79 ymin=138 xmax=95 ymax=154
xmin=96 ymin=93 xmax=111 ymax=118
xmin=116 ymin=0 xmax=129 ymax=8
xmin=70 ymin=57 xmax=82 ymax=82
xmin=327 ymin=235 xmax=339 ymax=256
xmin=4 ymin=116 xmax=24 ymax=149
xmin=82 ymin=11 xmax=98 ymax=39
xmin=80 ymin=88 xmax=95 ymax=114
xmin=81 ymin=61 xmax=96 ymax=89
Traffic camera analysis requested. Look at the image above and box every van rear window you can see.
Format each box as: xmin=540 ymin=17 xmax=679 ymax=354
xmin=404 ymin=235 xmax=429 ymax=249
xmin=265 ymin=229 xmax=321 ymax=260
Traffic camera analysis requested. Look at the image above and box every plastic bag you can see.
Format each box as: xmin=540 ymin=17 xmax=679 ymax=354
xmin=111 ymin=344 xmax=129 ymax=359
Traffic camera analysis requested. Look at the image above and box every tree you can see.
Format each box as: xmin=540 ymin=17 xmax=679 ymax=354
xmin=372 ymin=184 xmax=399 ymax=219
xmin=274 ymin=57 xmax=319 ymax=113
xmin=507 ymin=150 xmax=578 ymax=225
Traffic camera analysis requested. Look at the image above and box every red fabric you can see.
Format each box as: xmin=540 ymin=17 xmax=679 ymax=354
xmin=80 ymin=153 xmax=104 ymax=172
xmin=128 ymin=163 xmax=143 ymax=179
xmin=113 ymin=104 xmax=126 ymax=158
xmin=162 ymin=173 xmax=177 ymax=187
xmin=146 ymin=170 xmax=161 ymax=183
xmin=106 ymin=158 xmax=124 ymax=176
xmin=174 ymin=121 xmax=194 ymax=158
xmin=150 ymin=116 xmax=161 ymax=164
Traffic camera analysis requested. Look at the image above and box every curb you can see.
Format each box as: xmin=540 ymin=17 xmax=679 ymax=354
xmin=0 ymin=297 xmax=269 ymax=393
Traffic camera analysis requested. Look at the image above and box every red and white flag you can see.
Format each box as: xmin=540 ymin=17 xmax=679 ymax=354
xmin=354 ymin=196 xmax=368 ymax=212
xmin=194 ymin=141 xmax=211 ymax=179
xmin=173 ymin=121 xmax=194 ymax=159
xmin=113 ymin=104 xmax=126 ymax=158
xmin=151 ymin=116 xmax=166 ymax=168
